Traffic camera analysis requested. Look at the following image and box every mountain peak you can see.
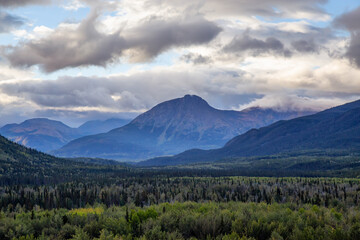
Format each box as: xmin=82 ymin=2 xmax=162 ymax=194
xmin=183 ymin=94 xmax=203 ymax=100
xmin=23 ymin=118 xmax=58 ymax=123
xmin=129 ymin=95 xmax=213 ymax=127
xmin=163 ymin=94 xmax=211 ymax=109
xmin=20 ymin=118 xmax=70 ymax=128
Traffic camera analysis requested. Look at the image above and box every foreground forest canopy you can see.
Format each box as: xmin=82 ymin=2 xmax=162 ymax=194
xmin=2 ymin=199 xmax=360 ymax=240
xmin=1 ymin=177 xmax=360 ymax=240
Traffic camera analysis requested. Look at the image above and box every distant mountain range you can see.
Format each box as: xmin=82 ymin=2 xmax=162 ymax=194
xmin=77 ymin=118 xmax=131 ymax=135
xmin=53 ymin=95 xmax=313 ymax=160
xmin=140 ymin=98 xmax=360 ymax=166
xmin=0 ymin=118 xmax=130 ymax=152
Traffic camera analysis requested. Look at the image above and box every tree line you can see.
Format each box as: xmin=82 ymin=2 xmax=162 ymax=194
xmin=1 ymin=177 xmax=359 ymax=211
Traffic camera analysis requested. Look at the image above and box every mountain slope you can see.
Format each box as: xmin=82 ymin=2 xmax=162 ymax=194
xmin=0 ymin=118 xmax=82 ymax=152
xmin=78 ymin=118 xmax=131 ymax=135
xmin=53 ymin=95 xmax=312 ymax=160
xmin=0 ymin=134 xmax=129 ymax=185
xmin=140 ymin=99 xmax=360 ymax=166
xmin=0 ymin=117 xmax=131 ymax=153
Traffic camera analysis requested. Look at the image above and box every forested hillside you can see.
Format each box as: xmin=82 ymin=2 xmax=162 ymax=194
xmin=0 ymin=135 xmax=129 ymax=185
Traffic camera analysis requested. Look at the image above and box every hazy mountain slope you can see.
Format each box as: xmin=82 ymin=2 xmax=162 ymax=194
xmin=0 ymin=118 xmax=82 ymax=152
xmin=78 ymin=118 xmax=131 ymax=135
xmin=53 ymin=95 xmax=312 ymax=160
xmin=139 ymin=99 xmax=360 ymax=166
xmin=0 ymin=117 xmax=131 ymax=153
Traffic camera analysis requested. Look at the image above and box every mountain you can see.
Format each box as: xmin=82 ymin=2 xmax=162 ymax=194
xmin=0 ymin=118 xmax=82 ymax=152
xmin=0 ymin=134 xmax=128 ymax=185
xmin=53 ymin=95 xmax=313 ymax=160
xmin=139 ymin=99 xmax=360 ymax=166
xmin=78 ymin=118 xmax=131 ymax=135
xmin=0 ymin=117 xmax=131 ymax=153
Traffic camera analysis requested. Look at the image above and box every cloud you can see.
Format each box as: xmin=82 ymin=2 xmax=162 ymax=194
xmin=144 ymin=0 xmax=329 ymax=20
xmin=291 ymin=39 xmax=318 ymax=53
xmin=6 ymin=11 xmax=126 ymax=72
xmin=6 ymin=11 xmax=221 ymax=72
xmin=0 ymin=68 xmax=256 ymax=115
xmin=0 ymin=0 xmax=48 ymax=8
xmin=334 ymin=6 xmax=360 ymax=32
xmin=62 ymin=0 xmax=85 ymax=11
xmin=223 ymin=34 xmax=291 ymax=57
xmin=124 ymin=16 xmax=222 ymax=62
xmin=334 ymin=6 xmax=360 ymax=68
xmin=180 ymin=53 xmax=212 ymax=65
xmin=2 ymin=56 xmax=360 ymax=114
xmin=0 ymin=11 xmax=24 ymax=33
xmin=236 ymin=94 xmax=351 ymax=112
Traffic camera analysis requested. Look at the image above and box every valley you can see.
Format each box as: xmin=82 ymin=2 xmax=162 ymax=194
xmin=1 ymin=0 xmax=360 ymax=239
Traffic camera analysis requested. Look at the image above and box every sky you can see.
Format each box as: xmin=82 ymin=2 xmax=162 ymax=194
xmin=0 ymin=0 xmax=360 ymax=127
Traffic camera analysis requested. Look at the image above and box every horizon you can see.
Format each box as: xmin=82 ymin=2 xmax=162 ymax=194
xmin=1 ymin=0 xmax=360 ymax=126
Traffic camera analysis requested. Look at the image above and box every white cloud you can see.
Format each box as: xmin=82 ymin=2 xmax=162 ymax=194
xmin=62 ymin=0 xmax=85 ymax=11
xmin=236 ymin=95 xmax=353 ymax=112
xmin=12 ymin=25 xmax=53 ymax=40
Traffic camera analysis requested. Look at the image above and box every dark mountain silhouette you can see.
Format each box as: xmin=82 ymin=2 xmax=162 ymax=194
xmin=53 ymin=95 xmax=312 ymax=160
xmin=139 ymin=99 xmax=360 ymax=166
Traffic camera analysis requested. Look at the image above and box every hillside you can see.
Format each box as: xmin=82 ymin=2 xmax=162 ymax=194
xmin=53 ymin=95 xmax=311 ymax=160
xmin=140 ymin=99 xmax=360 ymax=166
xmin=0 ymin=134 xmax=127 ymax=185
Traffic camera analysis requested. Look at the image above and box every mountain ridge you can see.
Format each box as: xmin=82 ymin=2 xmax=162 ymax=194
xmin=0 ymin=117 xmax=130 ymax=152
xmin=53 ymin=95 xmax=314 ymax=160
xmin=139 ymin=98 xmax=360 ymax=166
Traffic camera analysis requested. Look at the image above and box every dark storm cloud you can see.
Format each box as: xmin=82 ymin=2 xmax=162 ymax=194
xmin=6 ymin=11 xmax=221 ymax=72
xmin=291 ymin=40 xmax=318 ymax=53
xmin=0 ymin=0 xmax=49 ymax=7
xmin=0 ymin=11 xmax=24 ymax=33
xmin=223 ymin=34 xmax=291 ymax=57
xmin=334 ymin=6 xmax=360 ymax=68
